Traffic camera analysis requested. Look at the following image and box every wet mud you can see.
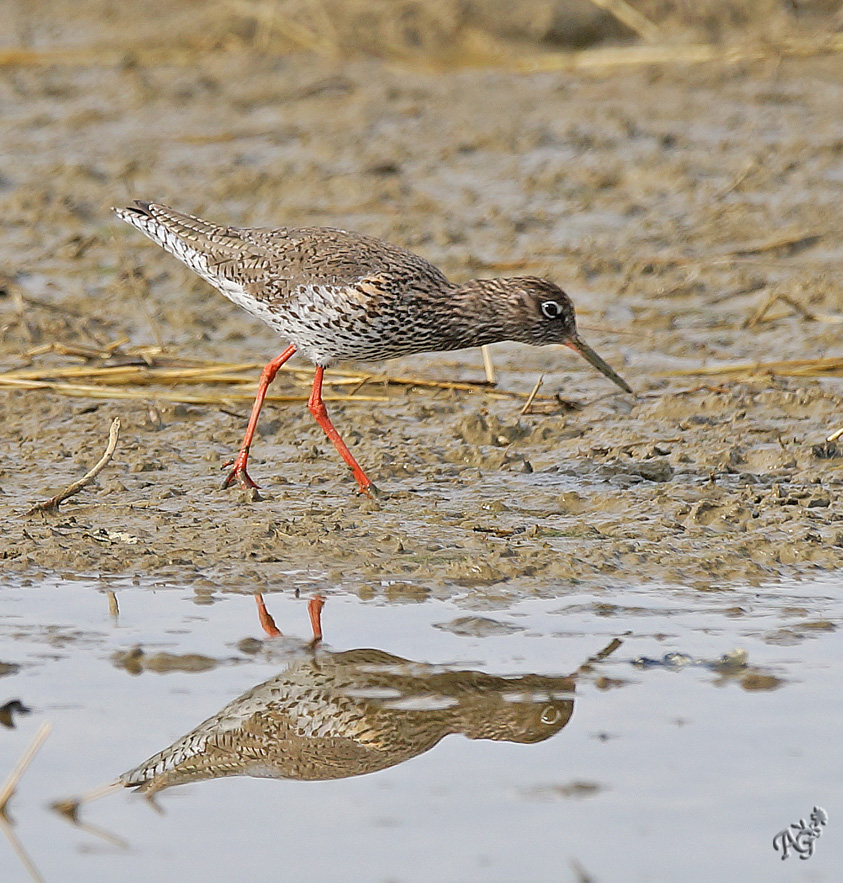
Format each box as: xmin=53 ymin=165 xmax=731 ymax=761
xmin=2 ymin=10 xmax=843 ymax=594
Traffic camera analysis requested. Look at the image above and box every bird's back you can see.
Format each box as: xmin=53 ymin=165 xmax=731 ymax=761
xmin=115 ymin=202 xmax=455 ymax=364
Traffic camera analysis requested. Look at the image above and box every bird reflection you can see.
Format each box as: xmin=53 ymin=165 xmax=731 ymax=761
xmin=120 ymin=595 xmax=620 ymax=797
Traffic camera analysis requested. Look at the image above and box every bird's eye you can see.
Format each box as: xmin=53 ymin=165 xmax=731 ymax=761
xmin=541 ymin=301 xmax=562 ymax=319
xmin=540 ymin=706 xmax=562 ymax=724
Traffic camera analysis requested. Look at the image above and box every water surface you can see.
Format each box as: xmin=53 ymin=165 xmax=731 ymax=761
xmin=1 ymin=576 xmax=840 ymax=881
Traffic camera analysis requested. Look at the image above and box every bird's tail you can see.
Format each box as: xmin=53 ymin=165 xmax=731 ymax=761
xmin=113 ymin=201 xmax=239 ymax=265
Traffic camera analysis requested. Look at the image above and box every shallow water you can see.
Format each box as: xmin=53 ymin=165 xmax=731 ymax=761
xmin=2 ymin=6 xmax=843 ymax=880
xmin=1 ymin=576 xmax=840 ymax=882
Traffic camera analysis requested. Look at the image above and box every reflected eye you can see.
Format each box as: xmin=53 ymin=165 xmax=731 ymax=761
xmin=541 ymin=301 xmax=563 ymax=319
xmin=540 ymin=705 xmax=562 ymax=724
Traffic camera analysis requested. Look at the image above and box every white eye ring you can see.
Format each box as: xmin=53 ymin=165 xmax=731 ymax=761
xmin=540 ymin=706 xmax=562 ymax=724
xmin=541 ymin=301 xmax=562 ymax=319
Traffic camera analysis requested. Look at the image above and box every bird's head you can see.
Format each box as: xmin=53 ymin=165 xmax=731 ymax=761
xmin=507 ymin=277 xmax=632 ymax=394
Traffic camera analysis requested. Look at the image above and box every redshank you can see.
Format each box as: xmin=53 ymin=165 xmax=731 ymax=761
xmin=115 ymin=201 xmax=631 ymax=495
xmin=120 ymin=647 xmax=578 ymax=793
xmin=117 ymin=597 xmax=625 ymax=795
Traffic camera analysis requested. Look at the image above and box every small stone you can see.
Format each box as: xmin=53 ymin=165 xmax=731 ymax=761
xmin=631 ymin=458 xmax=674 ymax=482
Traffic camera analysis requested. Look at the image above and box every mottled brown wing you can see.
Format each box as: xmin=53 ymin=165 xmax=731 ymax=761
xmin=240 ymin=225 xmax=452 ymax=296
xmin=119 ymin=202 xmax=449 ymax=295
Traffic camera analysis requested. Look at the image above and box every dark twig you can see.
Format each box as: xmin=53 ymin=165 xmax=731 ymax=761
xmin=27 ymin=418 xmax=120 ymax=515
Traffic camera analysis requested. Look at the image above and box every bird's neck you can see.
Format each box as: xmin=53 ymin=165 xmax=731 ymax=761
xmin=445 ymin=278 xmax=528 ymax=349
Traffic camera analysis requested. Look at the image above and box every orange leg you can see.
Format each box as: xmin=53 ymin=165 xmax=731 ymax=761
xmin=307 ymin=366 xmax=375 ymax=495
xmin=224 ymin=344 xmax=297 ymax=490
xmin=254 ymin=593 xmax=325 ymax=645
xmin=254 ymin=593 xmax=281 ymax=637
xmin=308 ymin=595 xmax=325 ymax=644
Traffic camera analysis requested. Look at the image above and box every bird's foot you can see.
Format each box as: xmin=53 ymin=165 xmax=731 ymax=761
xmin=222 ymin=456 xmax=261 ymax=493
xmin=356 ymin=481 xmax=380 ymax=500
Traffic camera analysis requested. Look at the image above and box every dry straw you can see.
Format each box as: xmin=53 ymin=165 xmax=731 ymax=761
xmin=0 ymin=351 xmax=553 ymax=405
xmin=1 ymin=0 xmax=842 ymax=71
xmin=659 ymin=357 xmax=843 ymax=381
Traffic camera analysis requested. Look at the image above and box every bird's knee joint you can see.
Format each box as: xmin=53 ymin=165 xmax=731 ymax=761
xmin=308 ymin=400 xmax=327 ymax=420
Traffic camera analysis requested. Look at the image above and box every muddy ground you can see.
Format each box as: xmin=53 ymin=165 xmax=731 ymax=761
xmin=2 ymin=4 xmax=843 ymax=595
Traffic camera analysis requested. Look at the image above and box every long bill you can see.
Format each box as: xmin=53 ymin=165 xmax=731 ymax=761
xmin=565 ymin=335 xmax=632 ymax=394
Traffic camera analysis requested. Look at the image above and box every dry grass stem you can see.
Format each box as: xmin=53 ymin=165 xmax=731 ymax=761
xmin=4 ymin=363 xmax=262 ymax=383
xmin=0 ymin=30 xmax=842 ymax=72
xmin=745 ymin=291 xmax=820 ymax=328
xmin=344 ymin=374 xmax=375 ymax=397
xmin=585 ymin=0 xmax=660 ymax=41
xmin=713 ymin=157 xmax=759 ymax=199
xmin=51 ymin=781 xmax=124 ymax=821
xmin=27 ymin=418 xmax=121 ymax=515
xmin=22 ymin=340 xmax=154 ymax=362
xmin=729 ymin=231 xmax=823 ymax=257
xmin=50 ymin=781 xmax=129 ymax=848
xmin=579 ymin=323 xmax=638 ymax=337
xmin=0 ymin=358 xmax=556 ymax=404
xmin=481 ymin=345 xmax=497 ymax=386
xmin=577 ymin=636 xmax=624 ymax=673
xmin=659 ymin=357 xmax=843 ymax=380
xmin=2 ymin=379 xmax=390 ymax=405
xmin=520 ymin=374 xmax=545 ymax=416
xmin=0 ymin=813 xmax=45 ymax=883
xmin=0 ymin=722 xmax=52 ymax=815
xmin=61 ymin=813 xmax=128 ymax=849
xmin=107 ymin=591 xmax=119 ymax=618
xmin=517 ymin=35 xmax=843 ymax=74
